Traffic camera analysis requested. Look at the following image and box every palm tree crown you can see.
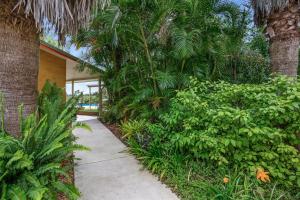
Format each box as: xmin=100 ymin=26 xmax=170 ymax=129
xmin=14 ymin=0 xmax=111 ymax=41
xmin=252 ymin=0 xmax=298 ymax=25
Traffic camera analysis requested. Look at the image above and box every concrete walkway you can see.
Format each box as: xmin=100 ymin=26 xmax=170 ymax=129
xmin=74 ymin=116 xmax=179 ymax=200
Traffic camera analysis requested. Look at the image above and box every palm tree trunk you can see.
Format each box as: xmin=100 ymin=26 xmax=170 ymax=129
xmin=269 ymin=37 xmax=299 ymax=77
xmin=266 ymin=3 xmax=300 ymax=77
xmin=0 ymin=4 xmax=39 ymax=137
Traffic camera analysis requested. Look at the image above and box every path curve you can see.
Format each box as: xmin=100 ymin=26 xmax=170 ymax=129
xmin=74 ymin=115 xmax=179 ymax=200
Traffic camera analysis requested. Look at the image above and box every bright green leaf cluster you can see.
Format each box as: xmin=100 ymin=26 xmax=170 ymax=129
xmin=0 ymin=82 xmax=89 ymax=200
xmin=153 ymin=76 xmax=300 ymax=187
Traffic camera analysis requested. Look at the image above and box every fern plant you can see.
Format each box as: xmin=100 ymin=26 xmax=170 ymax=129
xmin=0 ymin=84 xmax=90 ymax=199
xmin=38 ymin=80 xmax=65 ymax=126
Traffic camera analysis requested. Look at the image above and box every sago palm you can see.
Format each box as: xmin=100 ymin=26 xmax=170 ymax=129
xmin=252 ymin=0 xmax=300 ymax=77
xmin=0 ymin=0 xmax=110 ymax=136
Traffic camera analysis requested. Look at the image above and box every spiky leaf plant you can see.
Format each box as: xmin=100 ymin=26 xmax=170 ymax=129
xmin=38 ymin=80 xmax=65 ymax=126
xmin=0 ymin=86 xmax=90 ymax=199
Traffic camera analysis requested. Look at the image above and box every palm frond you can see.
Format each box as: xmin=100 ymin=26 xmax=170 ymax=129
xmin=15 ymin=0 xmax=111 ymax=42
xmin=252 ymin=0 xmax=297 ymax=24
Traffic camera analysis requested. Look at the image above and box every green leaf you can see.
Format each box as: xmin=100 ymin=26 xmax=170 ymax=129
xmin=8 ymin=186 xmax=26 ymax=200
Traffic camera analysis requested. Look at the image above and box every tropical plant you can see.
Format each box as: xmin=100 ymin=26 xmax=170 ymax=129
xmin=252 ymin=0 xmax=299 ymax=77
xmin=129 ymin=138 xmax=294 ymax=200
xmin=120 ymin=119 xmax=147 ymax=139
xmin=0 ymin=98 xmax=89 ymax=199
xmin=38 ymin=81 xmax=65 ymax=125
xmin=125 ymin=76 xmax=300 ymax=199
xmin=159 ymin=76 xmax=300 ymax=186
xmin=0 ymin=0 xmax=110 ymax=136
xmin=75 ymin=0 xmax=269 ymax=122
xmin=0 ymin=83 xmax=90 ymax=199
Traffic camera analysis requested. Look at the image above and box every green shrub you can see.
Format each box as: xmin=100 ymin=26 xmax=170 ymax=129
xmin=154 ymin=76 xmax=300 ymax=187
xmin=0 ymin=85 xmax=90 ymax=199
xmin=120 ymin=120 xmax=147 ymax=139
xmin=120 ymin=119 xmax=153 ymax=149
xmin=129 ymin=139 xmax=293 ymax=200
xmin=38 ymin=80 xmax=65 ymax=125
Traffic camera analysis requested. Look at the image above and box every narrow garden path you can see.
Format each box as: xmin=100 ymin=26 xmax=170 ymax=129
xmin=74 ymin=115 xmax=179 ymax=200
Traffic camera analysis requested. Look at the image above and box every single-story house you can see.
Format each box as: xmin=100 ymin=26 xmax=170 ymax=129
xmin=38 ymin=41 xmax=99 ymax=93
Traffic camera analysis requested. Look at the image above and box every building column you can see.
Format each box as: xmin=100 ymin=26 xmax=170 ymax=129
xmin=99 ymin=79 xmax=103 ymax=117
xmin=71 ymin=80 xmax=75 ymax=96
xmin=89 ymin=87 xmax=92 ymax=110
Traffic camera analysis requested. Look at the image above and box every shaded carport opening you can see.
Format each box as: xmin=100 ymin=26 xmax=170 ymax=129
xmin=40 ymin=41 xmax=103 ymax=116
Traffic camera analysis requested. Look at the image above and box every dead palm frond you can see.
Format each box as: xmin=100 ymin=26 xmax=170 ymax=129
xmin=252 ymin=0 xmax=297 ymax=24
xmin=14 ymin=0 xmax=111 ymax=41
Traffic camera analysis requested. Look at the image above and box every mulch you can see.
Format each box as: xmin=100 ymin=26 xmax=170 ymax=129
xmin=57 ymin=157 xmax=75 ymax=200
xmin=101 ymin=121 xmax=127 ymax=145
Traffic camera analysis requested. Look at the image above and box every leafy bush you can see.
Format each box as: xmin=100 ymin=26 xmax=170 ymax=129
xmin=0 ymin=84 xmax=89 ymax=199
xmin=129 ymin=139 xmax=293 ymax=200
xmin=153 ymin=76 xmax=300 ymax=187
xmin=121 ymin=119 xmax=153 ymax=149
xmin=38 ymin=80 xmax=65 ymax=125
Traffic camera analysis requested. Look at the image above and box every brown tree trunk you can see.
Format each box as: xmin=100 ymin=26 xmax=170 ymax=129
xmin=0 ymin=3 xmax=39 ymax=136
xmin=269 ymin=37 xmax=299 ymax=77
xmin=266 ymin=3 xmax=300 ymax=77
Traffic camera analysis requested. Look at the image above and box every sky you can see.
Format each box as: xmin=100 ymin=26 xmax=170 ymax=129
xmin=66 ymin=0 xmax=244 ymax=95
xmin=233 ymin=0 xmax=243 ymax=4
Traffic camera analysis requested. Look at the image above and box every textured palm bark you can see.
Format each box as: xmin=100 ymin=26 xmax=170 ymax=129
xmin=269 ymin=37 xmax=299 ymax=77
xmin=0 ymin=3 xmax=39 ymax=136
xmin=266 ymin=3 xmax=300 ymax=77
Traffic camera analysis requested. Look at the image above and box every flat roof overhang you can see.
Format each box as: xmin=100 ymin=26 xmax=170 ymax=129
xmin=40 ymin=41 xmax=100 ymax=82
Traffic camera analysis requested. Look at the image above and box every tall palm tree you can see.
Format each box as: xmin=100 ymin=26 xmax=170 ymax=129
xmin=0 ymin=0 xmax=109 ymax=136
xmin=252 ymin=0 xmax=300 ymax=77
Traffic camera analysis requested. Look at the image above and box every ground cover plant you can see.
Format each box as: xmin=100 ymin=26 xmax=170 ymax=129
xmin=0 ymin=82 xmax=89 ymax=200
xmin=122 ymin=76 xmax=300 ymax=199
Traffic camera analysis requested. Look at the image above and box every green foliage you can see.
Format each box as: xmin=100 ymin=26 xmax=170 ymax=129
xmin=120 ymin=119 xmax=153 ymax=149
xmin=120 ymin=119 xmax=147 ymax=139
xmin=75 ymin=0 xmax=269 ymax=122
xmin=77 ymin=93 xmax=99 ymax=105
xmin=159 ymin=76 xmax=300 ymax=186
xmin=124 ymin=76 xmax=300 ymax=198
xmin=0 ymin=84 xmax=89 ymax=200
xmin=129 ymin=139 xmax=293 ymax=200
xmin=38 ymin=81 xmax=65 ymax=125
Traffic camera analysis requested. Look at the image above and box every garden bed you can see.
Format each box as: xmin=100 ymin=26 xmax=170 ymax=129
xmin=77 ymin=109 xmax=99 ymax=116
xmin=101 ymin=121 xmax=127 ymax=145
xmin=58 ymin=158 xmax=75 ymax=200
